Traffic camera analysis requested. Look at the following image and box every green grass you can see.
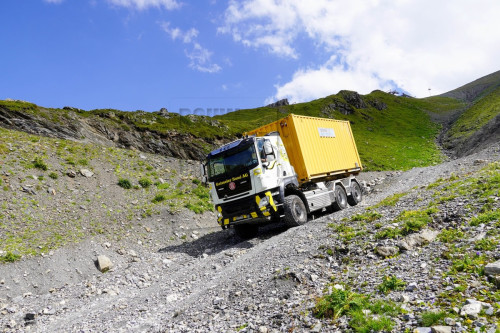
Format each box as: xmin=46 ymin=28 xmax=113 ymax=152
xmin=470 ymin=209 xmax=500 ymax=226
xmin=420 ymin=310 xmax=447 ymax=327
xmin=314 ymin=286 xmax=400 ymax=332
xmin=350 ymin=211 xmax=382 ymax=223
xmin=474 ymin=238 xmax=498 ymax=251
xmin=152 ymin=194 xmax=167 ymax=203
xmin=33 ymin=156 xmax=48 ymax=170
xmin=372 ymin=192 xmax=406 ymax=208
xmin=156 ymin=183 xmax=170 ymax=190
xmin=447 ymin=85 xmax=500 ymax=144
xmin=450 ymin=254 xmax=486 ymax=275
xmin=118 ymin=178 xmax=132 ymax=189
xmin=314 ymin=287 xmax=367 ymax=320
xmin=1 ymin=89 xmax=461 ymax=171
xmin=0 ymin=251 xmax=22 ymax=263
xmin=438 ymin=229 xmax=465 ymax=243
xmin=377 ymin=275 xmax=406 ymax=294
xmin=139 ymin=178 xmax=152 ymax=188
xmin=376 ymin=208 xmax=437 ymax=239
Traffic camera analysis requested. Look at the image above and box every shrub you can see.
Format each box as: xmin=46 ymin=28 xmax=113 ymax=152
xmin=450 ymin=254 xmax=486 ymax=275
xmin=351 ymin=211 xmax=382 ymax=222
xmin=0 ymin=252 xmax=22 ymax=263
xmin=33 ymin=157 xmax=48 ymax=170
xmin=469 ymin=209 xmax=500 ymax=226
xmin=78 ymin=159 xmax=89 ymax=166
xmin=118 ymin=178 xmax=132 ymax=189
xmin=156 ymin=183 xmax=170 ymax=190
xmin=350 ymin=311 xmax=394 ymax=333
xmin=438 ymin=229 xmax=465 ymax=243
xmin=192 ymin=178 xmax=201 ymax=185
xmin=49 ymin=172 xmax=59 ymax=179
xmin=375 ymin=228 xmax=400 ymax=239
xmin=139 ymin=178 xmax=152 ymax=188
xmin=314 ymin=287 xmax=367 ymax=319
xmin=152 ymin=194 xmax=166 ymax=203
xmin=474 ymin=238 xmax=498 ymax=251
xmin=377 ymin=275 xmax=406 ymax=294
xmin=314 ymin=286 xmax=399 ymax=332
xmin=420 ymin=310 xmax=446 ymax=327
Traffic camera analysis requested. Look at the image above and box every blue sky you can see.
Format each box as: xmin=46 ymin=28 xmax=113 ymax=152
xmin=2 ymin=0 xmax=500 ymax=115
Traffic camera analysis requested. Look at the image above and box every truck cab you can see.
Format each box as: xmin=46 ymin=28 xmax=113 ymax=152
xmin=204 ymin=134 xmax=295 ymax=237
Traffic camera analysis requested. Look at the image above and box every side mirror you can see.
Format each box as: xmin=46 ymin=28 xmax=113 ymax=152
xmin=264 ymin=141 xmax=273 ymax=155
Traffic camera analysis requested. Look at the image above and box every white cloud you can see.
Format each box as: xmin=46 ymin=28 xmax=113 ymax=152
xmin=107 ymin=0 xmax=181 ymax=10
xmin=221 ymin=0 xmax=500 ymax=102
xmin=161 ymin=22 xmax=198 ymax=43
xmin=161 ymin=22 xmax=221 ymax=73
xmin=43 ymin=0 xmax=64 ymax=3
xmin=186 ymin=43 xmax=222 ymax=73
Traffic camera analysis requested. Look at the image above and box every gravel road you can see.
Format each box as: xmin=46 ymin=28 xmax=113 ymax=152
xmin=1 ymin=142 xmax=499 ymax=332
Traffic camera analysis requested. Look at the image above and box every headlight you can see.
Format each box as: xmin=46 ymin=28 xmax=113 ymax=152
xmin=258 ymin=196 xmax=269 ymax=208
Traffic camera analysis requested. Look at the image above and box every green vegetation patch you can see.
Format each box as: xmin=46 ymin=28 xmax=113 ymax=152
xmin=314 ymin=285 xmax=400 ymax=332
xmin=218 ymin=91 xmax=453 ymax=170
xmin=420 ymin=310 xmax=447 ymax=327
xmin=118 ymin=178 xmax=132 ymax=189
xmin=139 ymin=178 xmax=153 ymax=188
xmin=377 ymin=275 xmax=406 ymax=294
xmin=376 ymin=208 xmax=437 ymax=239
xmin=33 ymin=156 xmax=48 ymax=170
xmin=447 ymin=85 xmax=500 ymax=144
xmin=350 ymin=211 xmax=382 ymax=223
xmin=373 ymin=192 xmax=407 ymax=208
xmin=438 ymin=229 xmax=465 ymax=243
xmin=0 ymin=252 xmax=22 ymax=263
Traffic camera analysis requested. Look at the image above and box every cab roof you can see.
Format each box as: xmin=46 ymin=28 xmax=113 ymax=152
xmin=206 ymin=137 xmax=256 ymax=158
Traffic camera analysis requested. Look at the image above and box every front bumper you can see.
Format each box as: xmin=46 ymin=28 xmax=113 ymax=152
xmin=216 ymin=191 xmax=279 ymax=227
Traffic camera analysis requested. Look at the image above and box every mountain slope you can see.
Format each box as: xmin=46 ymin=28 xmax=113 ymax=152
xmin=437 ymin=70 xmax=500 ymax=156
xmin=2 ymin=70 xmax=500 ymax=170
xmin=218 ymin=90 xmax=461 ymax=170
xmin=440 ymin=70 xmax=500 ymax=102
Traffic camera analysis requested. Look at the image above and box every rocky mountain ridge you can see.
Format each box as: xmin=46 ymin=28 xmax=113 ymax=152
xmin=0 ymin=102 xmax=224 ymax=161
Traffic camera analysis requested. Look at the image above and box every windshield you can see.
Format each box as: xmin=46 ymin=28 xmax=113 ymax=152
xmin=207 ymin=143 xmax=258 ymax=181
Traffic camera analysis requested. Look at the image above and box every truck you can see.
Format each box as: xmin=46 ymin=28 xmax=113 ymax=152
xmin=201 ymin=114 xmax=363 ymax=238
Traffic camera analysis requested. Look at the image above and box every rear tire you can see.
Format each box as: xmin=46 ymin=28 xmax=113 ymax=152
xmin=347 ymin=181 xmax=362 ymax=206
xmin=234 ymin=224 xmax=259 ymax=239
xmin=332 ymin=185 xmax=348 ymax=211
xmin=284 ymin=195 xmax=307 ymax=227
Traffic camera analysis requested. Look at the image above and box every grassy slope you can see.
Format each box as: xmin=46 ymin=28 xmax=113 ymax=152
xmin=0 ymin=90 xmax=468 ymax=171
xmin=218 ymin=91 xmax=463 ymax=171
xmin=0 ymin=126 xmax=211 ymax=260
xmin=447 ymin=84 xmax=500 ymax=142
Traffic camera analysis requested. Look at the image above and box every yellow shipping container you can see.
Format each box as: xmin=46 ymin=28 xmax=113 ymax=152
xmin=247 ymin=114 xmax=362 ymax=184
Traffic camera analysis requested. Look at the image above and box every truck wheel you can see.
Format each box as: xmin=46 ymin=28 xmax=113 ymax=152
xmin=284 ymin=195 xmax=307 ymax=227
xmin=234 ymin=224 xmax=259 ymax=239
xmin=347 ymin=181 xmax=362 ymax=206
xmin=332 ymin=185 xmax=348 ymax=211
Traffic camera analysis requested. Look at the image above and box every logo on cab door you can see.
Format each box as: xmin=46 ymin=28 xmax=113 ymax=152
xmin=228 ymin=182 xmax=236 ymax=190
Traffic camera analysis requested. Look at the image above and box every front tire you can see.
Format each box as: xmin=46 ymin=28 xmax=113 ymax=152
xmin=284 ymin=195 xmax=307 ymax=227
